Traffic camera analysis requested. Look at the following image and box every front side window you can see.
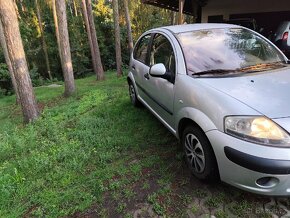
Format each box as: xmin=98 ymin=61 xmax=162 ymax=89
xmin=150 ymin=34 xmax=176 ymax=75
xmin=177 ymin=28 xmax=286 ymax=76
xmin=133 ymin=34 xmax=151 ymax=64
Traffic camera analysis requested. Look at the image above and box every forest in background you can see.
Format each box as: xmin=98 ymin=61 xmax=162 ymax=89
xmin=0 ymin=0 xmax=173 ymax=96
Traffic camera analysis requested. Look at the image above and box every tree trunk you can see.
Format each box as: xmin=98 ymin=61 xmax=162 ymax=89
xmin=52 ymin=0 xmax=59 ymax=46
xmin=171 ymin=11 xmax=176 ymax=25
xmin=52 ymin=0 xmax=61 ymax=58
xmin=35 ymin=0 xmax=52 ymax=80
xmin=0 ymin=20 xmax=20 ymax=104
xmin=0 ymin=0 xmax=39 ymax=123
xmin=73 ymin=0 xmax=78 ymax=16
xmin=85 ymin=0 xmax=104 ymax=80
xmin=112 ymin=0 xmax=123 ymax=77
xmin=55 ymin=0 xmax=75 ymax=97
xmin=123 ymin=0 xmax=133 ymax=55
xmin=13 ymin=0 xmax=20 ymax=18
xmin=80 ymin=0 xmax=98 ymax=79
xmin=18 ymin=0 xmax=26 ymax=13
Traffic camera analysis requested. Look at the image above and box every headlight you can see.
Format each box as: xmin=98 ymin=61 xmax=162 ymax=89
xmin=225 ymin=116 xmax=290 ymax=146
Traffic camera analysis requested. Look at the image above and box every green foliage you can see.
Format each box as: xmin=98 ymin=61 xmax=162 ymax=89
xmin=68 ymin=15 xmax=90 ymax=75
xmin=0 ymin=63 xmax=10 ymax=80
xmin=29 ymin=65 xmax=46 ymax=87
xmin=215 ymin=210 xmax=229 ymax=218
xmin=0 ymin=0 xmax=173 ymax=84
xmin=229 ymin=200 xmax=252 ymax=217
xmin=0 ymin=64 xmax=12 ymax=97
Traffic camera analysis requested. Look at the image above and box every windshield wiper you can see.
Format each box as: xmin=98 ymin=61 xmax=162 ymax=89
xmin=192 ymin=61 xmax=286 ymax=77
xmin=239 ymin=61 xmax=286 ymax=72
xmin=192 ymin=69 xmax=241 ymax=77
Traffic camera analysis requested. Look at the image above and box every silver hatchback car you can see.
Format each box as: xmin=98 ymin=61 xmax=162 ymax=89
xmin=127 ymin=24 xmax=290 ymax=196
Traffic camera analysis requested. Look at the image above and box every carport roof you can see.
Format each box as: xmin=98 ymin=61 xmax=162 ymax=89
xmin=141 ymin=0 xmax=209 ymax=15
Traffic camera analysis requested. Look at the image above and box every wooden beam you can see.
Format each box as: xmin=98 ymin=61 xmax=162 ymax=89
xmin=178 ymin=0 xmax=185 ymax=24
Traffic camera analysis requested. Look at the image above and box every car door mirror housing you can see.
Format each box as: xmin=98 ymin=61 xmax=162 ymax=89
xmin=149 ymin=63 xmax=166 ymax=77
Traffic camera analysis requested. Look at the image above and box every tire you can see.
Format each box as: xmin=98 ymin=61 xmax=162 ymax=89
xmin=182 ymin=125 xmax=219 ymax=182
xmin=128 ymin=81 xmax=141 ymax=107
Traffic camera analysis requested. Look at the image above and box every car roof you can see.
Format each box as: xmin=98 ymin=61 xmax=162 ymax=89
xmin=155 ymin=23 xmax=242 ymax=34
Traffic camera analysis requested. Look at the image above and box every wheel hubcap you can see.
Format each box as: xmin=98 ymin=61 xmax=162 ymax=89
xmin=184 ymin=133 xmax=205 ymax=173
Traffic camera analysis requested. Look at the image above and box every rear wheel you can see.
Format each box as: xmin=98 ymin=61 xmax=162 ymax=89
xmin=182 ymin=126 xmax=219 ymax=181
xmin=128 ymin=82 xmax=141 ymax=107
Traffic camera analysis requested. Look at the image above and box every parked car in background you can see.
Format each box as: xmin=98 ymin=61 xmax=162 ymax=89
xmin=227 ymin=18 xmax=258 ymax=31
xmin=128 ymin=24 xmax=290 ymax=196
xmin=273 ymin=21 xmax=290 ymax=57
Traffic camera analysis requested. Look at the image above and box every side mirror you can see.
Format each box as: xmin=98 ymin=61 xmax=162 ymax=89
xmin=149 ymin=63 xmax=166 ymax=77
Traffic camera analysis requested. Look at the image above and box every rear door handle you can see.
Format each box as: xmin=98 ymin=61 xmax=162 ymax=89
xmin=144 ymin=73 xmax=149 ymax=79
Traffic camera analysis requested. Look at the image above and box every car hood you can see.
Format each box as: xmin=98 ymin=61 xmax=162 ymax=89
xmin=200 ymin=67 xmax=290 ymax=119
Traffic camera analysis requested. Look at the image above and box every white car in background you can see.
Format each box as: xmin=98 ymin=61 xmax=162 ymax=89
xmin=273 ymin=21 xmax=290 ymax=57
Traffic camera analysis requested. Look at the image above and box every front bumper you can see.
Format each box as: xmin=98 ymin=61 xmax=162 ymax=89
xmin=206 ymin=130 xmax=290 ymax=196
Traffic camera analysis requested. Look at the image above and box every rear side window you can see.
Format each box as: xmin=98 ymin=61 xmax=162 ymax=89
xmin=133 ymin=34 xmax=151 ymax=64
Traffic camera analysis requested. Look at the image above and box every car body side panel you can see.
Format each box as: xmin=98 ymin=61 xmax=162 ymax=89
xmin=143 ymin=30 xmax=182 ymax=128
xmin=131 ymin=60 xmax=150 ymax=98
xmin=175 ymin=106 xmax=217 ymax=137
xmin=144 ymin=76 xmax=175 ymax=127
xmin=130 ymin=29 xmax=188 ymax=130
xmin=174 ymin=74 xmax=261 ymax=135
xmin=200 ymin=68 xmax=290 ymax=119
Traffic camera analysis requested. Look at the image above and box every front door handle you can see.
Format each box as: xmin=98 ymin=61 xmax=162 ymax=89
xmin=144 ymin=73 xmax=149 ymax=80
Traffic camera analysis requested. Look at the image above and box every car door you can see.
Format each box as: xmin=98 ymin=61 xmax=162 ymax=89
xmin=131 ymin=34 xmax=152 ymax=101
xmin=145 ymin=33 xmax=176 ymax=128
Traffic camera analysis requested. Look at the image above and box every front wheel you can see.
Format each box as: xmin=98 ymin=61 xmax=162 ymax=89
xmin=182 ymin=126 xmax=219 ymax=182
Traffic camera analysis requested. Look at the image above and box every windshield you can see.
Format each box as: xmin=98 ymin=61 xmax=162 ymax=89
xmin=176 ymin=28 xmax=286 ymax=75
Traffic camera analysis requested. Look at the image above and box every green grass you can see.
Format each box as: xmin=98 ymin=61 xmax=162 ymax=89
xmin=0 ymin=71 xmax=174 ymax=217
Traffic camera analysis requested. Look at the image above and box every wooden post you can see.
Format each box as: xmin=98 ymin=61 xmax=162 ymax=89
xmin=178 ymin=0 xmax=185 ymax=24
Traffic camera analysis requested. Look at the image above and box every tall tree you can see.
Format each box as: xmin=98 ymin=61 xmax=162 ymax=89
xmin=112 ymin=0 xmax=122 ymax=77
xmin=55 ymin=0 xmax=75 ymax=97
xmin=80 ymin=0 xmax=96 ymax=76
xmin=123 ymin=0 xmax=133 ymax=54
xmin=52 ymin=0 xmax=60 ymax=51
xmin=0 ymin=20 xmax=20 ymax=104
xmin=35 ymin=0 xmax=52 ymax=80
xmin=0 ymin=0 xmax=39 ymax=123
xmin=83 ymin=0 xmax=104 ymax=80
xmin=72 ymin=0 xmax=78 ymax=17
xmin=86 ymin=0 xmax=104 ymax=80
xmin=171 ymin=11 xmax=177 ymax=25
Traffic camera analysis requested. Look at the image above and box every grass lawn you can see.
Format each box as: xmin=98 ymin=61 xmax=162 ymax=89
xmin=0 ymin=71 xmax=286 ymax=217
